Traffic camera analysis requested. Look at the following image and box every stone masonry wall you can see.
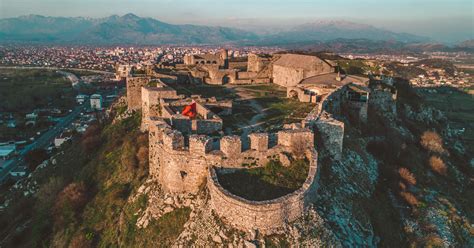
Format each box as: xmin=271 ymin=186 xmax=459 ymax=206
xmin=127 ymin=77 xmax=151 ymax=110
xmin=141 ymin=86 xmax=182 ymax=131
xmin=149 ymin=120 xmax=315 ymax=195
xmin=207 ymin=149 xmax=318 ymax=234
xmin=368 ymin=90 xmax=397 ymax=117
xmin=314 ymin=112 xmax=344 ymax=161
xmin=272 ymin=65 xmax=305 ymax=87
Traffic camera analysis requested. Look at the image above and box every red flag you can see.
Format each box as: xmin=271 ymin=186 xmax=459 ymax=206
xmin=182 ymin=102 xmax=196 ymax=118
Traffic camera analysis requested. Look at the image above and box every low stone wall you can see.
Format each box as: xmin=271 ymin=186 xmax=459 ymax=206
xmin=193 ymin=119 xmax=222 ymax=134
xmin=207 ymin=150 xmax=318 ymax=234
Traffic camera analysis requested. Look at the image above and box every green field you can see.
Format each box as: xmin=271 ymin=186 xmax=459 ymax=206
xmin=418 ymin=87 xmax=474 ymax=153
xmin=62 ymin=69 xmax=102 ymax=77
xmin=0 ymin=69 xmax=75 ymax=113
xmin=0 ymin=69 xmax=75 ymax=140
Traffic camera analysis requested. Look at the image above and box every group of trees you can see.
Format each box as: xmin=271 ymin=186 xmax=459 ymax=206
xmin=121 ymin=133 xmax=148 ymax=170
xmin=81 ymin=124 xmax=102 ymax=153
xmin=420 ymin=131 xmax=448 ymax=176
xmin=25 ymin=149 xmax=49 ymax=171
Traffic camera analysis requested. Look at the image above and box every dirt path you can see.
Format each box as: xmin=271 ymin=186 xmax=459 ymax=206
xmin=227 ymin=86 xmax=268 ymax=147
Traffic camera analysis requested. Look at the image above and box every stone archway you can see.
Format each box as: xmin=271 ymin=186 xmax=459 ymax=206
xmin=222 ymin=75 xmax=231 ymax=84
xmin=288 ymin=90 xmax=299 ymax=100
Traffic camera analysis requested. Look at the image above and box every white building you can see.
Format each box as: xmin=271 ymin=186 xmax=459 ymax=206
xmin=76 ymin=94 xmax=88 ymax=104
xmin=0 ymin=144 xmax=16 ymax=160
xmin=10 ymin=166 xmax=27 ymax=177
xmin=90 ymin=94 xmax=103 ymax=110
xmin=54 ymin=134 xmax=71 ymax=147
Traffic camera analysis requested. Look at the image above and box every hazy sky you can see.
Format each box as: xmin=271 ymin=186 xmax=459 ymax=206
xmin=1 ymin=0 xmax=473 ymax=43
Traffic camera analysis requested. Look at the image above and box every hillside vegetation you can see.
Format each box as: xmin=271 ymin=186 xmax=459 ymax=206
xmin=0 ymin=107 xmax=191 ymax=247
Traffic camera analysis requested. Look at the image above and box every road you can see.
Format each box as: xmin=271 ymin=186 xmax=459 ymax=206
xmin=0 ymin=105 xmax=85 ymax=182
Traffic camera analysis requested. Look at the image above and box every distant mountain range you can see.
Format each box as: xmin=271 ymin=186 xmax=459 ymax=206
xmin=258 ymin=20 xmax=428 ymax=44
xmin=275 ymin=39 xmax=474 ymax=54
xmin=0 ymin=14 xmax=470 ymax=50
xmin=0 ymin=14 xmax=258 ymax=45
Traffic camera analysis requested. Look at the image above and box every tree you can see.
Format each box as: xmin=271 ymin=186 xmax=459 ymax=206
xmin=25 ymin=149 xmax=49 ymax=171
xmin=399 ymin=167 xmax=416 ymax=186
xmin=420 ymin=131 xmax=445 ymax=154
xmin=291 ymin=136 xmax=310 ymax=159
xmin=81 ymin=135 xmax=101 ymax=153
xmin=346 ymin=66 xmax=364 ymax=75
xmin=429 ymin=156 xmax=447 ymax=175
xmin=81 ymin=124 xmax=102 ymax=153
xmin=400 ymin=191 xmax=420 ymax=207
xmin=53 ymin=182 xmax=88 ymax=227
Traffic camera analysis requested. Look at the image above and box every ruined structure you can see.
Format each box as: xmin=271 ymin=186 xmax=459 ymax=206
xmin=120 ymin=51 xmax=399 ymax=235
xmin=185 ymin=50 xmax=274 ymax=85
xmin=139 ymin=84 xmax=344 ymax=234
xmin=272 ymin=54 xmax=335 ymax=87
xmin=126 ymin=76 xmax=152 ymax=110
xmin=184 ymin=49 xmax=228 ymax=67
xmin=115 ymin=64 xmax=132 ymax=80
xmin=147 ymin=116 xmax=319 ymax=233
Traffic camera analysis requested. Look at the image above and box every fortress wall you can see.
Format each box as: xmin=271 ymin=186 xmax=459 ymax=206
xmin=314 ymin=113 xmax=344 ymax=161
xmin=141 ymin=85 xmax=184 ymax=131
xmin=368 ymin=90 xmax=397 ymax=116
xmin=248 ymin=54 xmax=272 ymax=73
xmin=138 ymin=68 xmax=362 ymax=232
xmin=171 ymin=115 xmax=192 ymax=134
xmin=277 ymin=128 xmax=314 ymax=149
xmin=228 ymin=61 xmax=248 ymax=70
xmin=232 ymin=78 xmax=271 ymax=85
xmin=206 ymin=69 xmax=237 ymax=85
xmin=194 ymin=119 xmax=222 ymax=134
xmin=207 ymin=150 xmax=318 ymax=234
xmin=247 ymin=54 xmax=260 ymax=72
xmin=249 ymin=133 xmax=269 ymax=152
xmin=272 ymin=65 xmax=304 ymax=87
xmin=126 ymin=77 xmax=150 ymax=110
xmin=149 ymin=120 xmax=315 ymax=194
xmin=237 ymin=71 xmax=258 ymax=79
xmin=196 ymin=102 xmax=211 ymax=119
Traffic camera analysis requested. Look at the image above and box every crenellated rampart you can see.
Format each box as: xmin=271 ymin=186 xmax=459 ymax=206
xmin=148 ymin=118 xmax=314 ymax=194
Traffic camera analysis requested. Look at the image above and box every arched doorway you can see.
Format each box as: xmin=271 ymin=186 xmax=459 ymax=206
xmin=288 ymin=90 xmax=299 ymax=100
xmin=222 ymin=75 xmax=230 ymax=84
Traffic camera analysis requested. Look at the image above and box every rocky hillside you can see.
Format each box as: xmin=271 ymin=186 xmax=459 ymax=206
xmin=0 ymin=83 xmax=472 ymax=247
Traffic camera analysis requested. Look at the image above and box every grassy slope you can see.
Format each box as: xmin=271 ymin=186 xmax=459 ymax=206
xmin=418 ymin=87 xmax=474 ymax=153
xmin=1 ymin=110 xmax=191 ymax=247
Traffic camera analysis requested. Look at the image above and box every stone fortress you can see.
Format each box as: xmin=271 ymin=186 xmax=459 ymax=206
xmin=121 ymin=49 xmax=397 ymax=234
